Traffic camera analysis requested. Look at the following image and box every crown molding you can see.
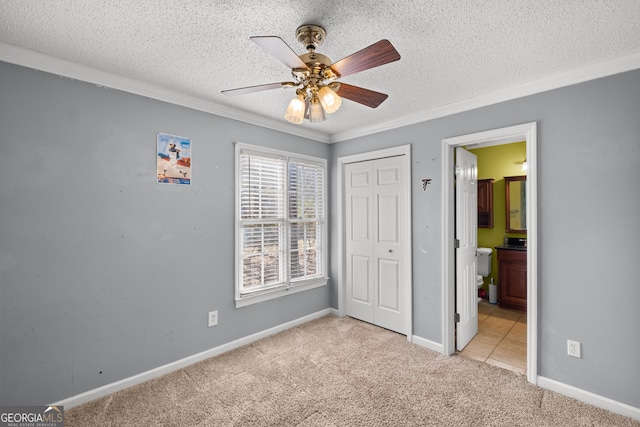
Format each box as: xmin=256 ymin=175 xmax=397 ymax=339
xmin=330 ymin=50 xmax=640 ymax=142
xmin=2 ymin=41 xmax=639 ymax=145
xmin=0 ymin=42 xmax=331 ymax=143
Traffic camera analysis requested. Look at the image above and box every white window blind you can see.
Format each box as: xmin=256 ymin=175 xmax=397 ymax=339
xmin=239 ymin=151 xmax=286 ymax=293
xmin=236 ymin=145 xmax=327 ymax=302
xmin=289 ymin=159 xmax=324 ymax=281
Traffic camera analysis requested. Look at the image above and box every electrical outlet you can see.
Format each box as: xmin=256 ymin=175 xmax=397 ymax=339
xmin=208 ymin=310 xmax=218 ymax=327
xmin=567 ymin=340 xmax=581 ymax=358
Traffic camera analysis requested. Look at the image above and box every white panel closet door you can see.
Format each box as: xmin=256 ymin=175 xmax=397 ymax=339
xmin=345 ymin=156 xmax=406 ymax=334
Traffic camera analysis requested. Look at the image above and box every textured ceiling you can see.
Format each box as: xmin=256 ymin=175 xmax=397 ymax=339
xmin=1 ymin=1 xmax=640 ymax=142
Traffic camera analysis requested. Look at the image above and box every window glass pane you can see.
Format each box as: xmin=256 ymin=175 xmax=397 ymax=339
xmin=241 ymin=223 xmax=284 ymax=292
xmin=290 ymin=221 xmax=322 ymax=280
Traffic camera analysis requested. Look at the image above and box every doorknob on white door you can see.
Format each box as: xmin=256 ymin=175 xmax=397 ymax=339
xmin=389 ymin=249 xmax=393 ymax=253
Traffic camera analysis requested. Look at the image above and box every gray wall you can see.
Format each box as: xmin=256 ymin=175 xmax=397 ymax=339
xmin=0 ymin=61 xmax=331 ymax=405
xmin=2 ymin=58 xmax=639 ymax=410
xmin=330 ymin=69 xmax=640 ymax=408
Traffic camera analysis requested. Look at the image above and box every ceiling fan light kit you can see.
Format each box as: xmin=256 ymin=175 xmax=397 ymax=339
xmin=308 ymin=96 xmax=326 ymax=123
xmin=284 ymin=93 xmax=305 ymax=124
xmin=222 ymin=24 xmax=400 ymax=125
xmin=318 ymin=85 xmax=341 ymax=114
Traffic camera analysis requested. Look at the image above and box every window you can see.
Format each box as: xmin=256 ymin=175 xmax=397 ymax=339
xmin=235 ymin=143 xmax=327 ymax=307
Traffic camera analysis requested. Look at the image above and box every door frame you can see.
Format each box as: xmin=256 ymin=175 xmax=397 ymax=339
xmin=441 ymin=122 xmax=538 ymax=385
xmin=337 ymin=144 xmax=413 ymax=340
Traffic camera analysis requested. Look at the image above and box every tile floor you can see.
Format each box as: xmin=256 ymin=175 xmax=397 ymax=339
xmin=457 ymin=300 xmax=527 ymax=375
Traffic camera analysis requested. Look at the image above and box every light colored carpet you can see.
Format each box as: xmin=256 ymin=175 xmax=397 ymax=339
xmin=66 ymin=315 xmax=639 ymax=426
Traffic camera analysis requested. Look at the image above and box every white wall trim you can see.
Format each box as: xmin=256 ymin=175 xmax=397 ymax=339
xmin=537 ymin=376 xmax=640 ymax=422
xmin=441 ymin=122 xmax=538 ymax=386
xmin=412 ymin=335 xmax=444 ymax=354
xmin=50 ymin=308 xmax=338 ymax=410
xmin=2 ymin=41 xmax=639 ymax=145
xmin=336 ymin=145 xmax=413 ymax=339
xmin=330 ymin=51 xmax=640 ymax=142
xmin=0 ymin=42 xmax=330 ymax=144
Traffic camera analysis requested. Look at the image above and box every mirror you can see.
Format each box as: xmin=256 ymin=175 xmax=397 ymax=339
xmin=505 ymin=175 xmax=526 ymax=233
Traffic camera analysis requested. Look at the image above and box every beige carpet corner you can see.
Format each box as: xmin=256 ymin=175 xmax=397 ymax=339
xmin=66 ymin=315 xmax=639 ymax=426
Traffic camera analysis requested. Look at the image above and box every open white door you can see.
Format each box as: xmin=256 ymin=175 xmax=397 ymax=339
xmin=455 ymin=147 xmax=478 ymax=351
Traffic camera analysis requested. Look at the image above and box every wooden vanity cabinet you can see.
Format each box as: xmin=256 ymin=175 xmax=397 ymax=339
xmin=477 ymin=179 xmax=494 ymax=228
xmin=497 ymin=248 xmax=527 ymax=312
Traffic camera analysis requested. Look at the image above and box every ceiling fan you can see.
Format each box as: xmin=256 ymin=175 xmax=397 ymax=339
xmin=222 ymin=24 xmax=401 ymax=124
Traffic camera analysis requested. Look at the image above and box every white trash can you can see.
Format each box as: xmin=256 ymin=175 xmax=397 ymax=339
xmin=489 ymin=281 xmax=498 ymax=304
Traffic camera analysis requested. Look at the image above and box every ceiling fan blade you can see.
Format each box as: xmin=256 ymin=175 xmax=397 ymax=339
xmin=250 ymin=36 xmax=309 ymax=70
xmin=221 ymin=82 xmax=295 ymax=97
xmin=335 ymin=83 xmax=388 ymax=108
xmin=330 ymin=39 xmax=400 ymax=78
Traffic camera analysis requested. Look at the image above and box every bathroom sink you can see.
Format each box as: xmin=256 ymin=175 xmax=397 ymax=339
xmin=496 ymin=237 xmax=527 ymax=251
xmin=506 ymin=237 xmax=527 ymax=247
xmin=497 ymin=245 xmax=527 ymax=251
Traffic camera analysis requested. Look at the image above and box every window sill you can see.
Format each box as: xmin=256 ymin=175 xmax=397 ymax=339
xmin=235 ymin=277 xmax=328 ymax=308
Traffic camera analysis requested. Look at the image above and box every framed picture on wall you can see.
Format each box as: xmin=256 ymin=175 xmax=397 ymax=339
xmin=157 ymin=133 xmax=191 ymax=185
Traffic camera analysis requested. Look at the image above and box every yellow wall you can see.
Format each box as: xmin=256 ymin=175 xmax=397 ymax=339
xmin=469 ymin=141 xmax=526 ymax=289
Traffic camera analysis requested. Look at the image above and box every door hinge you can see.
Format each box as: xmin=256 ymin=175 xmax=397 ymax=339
xmin=455 ymin=313 xmax=460 ymax=322
xmin=454 ymin=239 xmax=460 ymax=248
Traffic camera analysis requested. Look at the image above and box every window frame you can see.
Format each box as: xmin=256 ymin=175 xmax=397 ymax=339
xmin=234 ymin=142 xmax=328 ymax=307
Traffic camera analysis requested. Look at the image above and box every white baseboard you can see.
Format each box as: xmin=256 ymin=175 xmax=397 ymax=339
xmin=537 ymin=376 xmax=640 ymax=422
xmin=51 ymin=308 xmax=337 ymax=409
xmin=411 ymin=334 xmax=444 ymax=354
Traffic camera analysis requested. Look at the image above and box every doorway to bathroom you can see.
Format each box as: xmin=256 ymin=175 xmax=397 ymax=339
xmin=462 ymin=140 xmax=528 ymax=375
xmin=441 ymin=122 xmax=538 ymax=385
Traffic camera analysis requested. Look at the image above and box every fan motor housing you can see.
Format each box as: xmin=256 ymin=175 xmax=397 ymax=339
xmin=299 ymin=52 xmax=332 ymax=67
xmin=295 ymin=52 xmax=338 ymax=84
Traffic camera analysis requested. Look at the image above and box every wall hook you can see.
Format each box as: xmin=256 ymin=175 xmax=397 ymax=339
xmin=422 ymin=178 xmax=432 ymax=191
